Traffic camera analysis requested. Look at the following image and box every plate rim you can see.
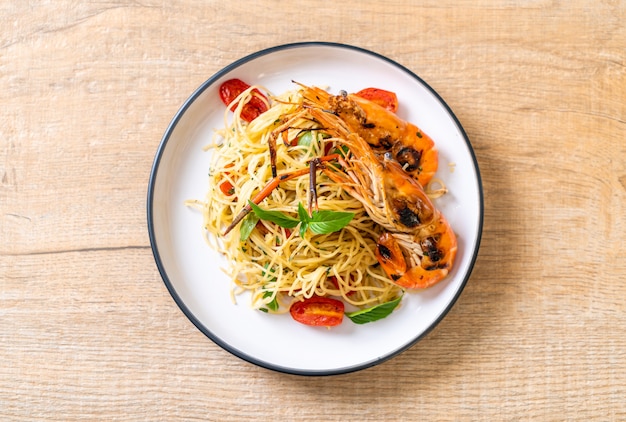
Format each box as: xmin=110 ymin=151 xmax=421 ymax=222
xmin=147 ymin=41 xmax=484 ymax=376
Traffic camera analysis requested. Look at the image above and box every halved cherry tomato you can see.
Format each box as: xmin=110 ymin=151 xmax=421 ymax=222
xmin=218 ymin=78 xmax=268 ymax=122
xmin=355 ymin=87 xmax=398 ymax=113
xmin=289 ymin=296 xmax=344 ymax=327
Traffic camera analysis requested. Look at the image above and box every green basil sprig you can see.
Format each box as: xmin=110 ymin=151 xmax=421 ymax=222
xmin=247 ymin=201 xmax=300 ymax=228
xmin=297 ymin=203 xmax=355 ymax=237
xmin=245 ymin=200 xmax=354 ymax=239
xmin=345 ymin=295 xmax=403 ymax=324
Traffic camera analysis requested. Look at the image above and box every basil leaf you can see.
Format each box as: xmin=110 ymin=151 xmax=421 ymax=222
xmin=297 ymin=202 xmax=309 ymax=237
xmin=248 ymin=200 xmax=299 ymax=229
xmin=239 ymin=212 xmax=260 ymax=241
xmin=247 ymin=201 xmax=353 ymax=236
xmin=308 ymin=209 xmax=355 ymax=234
xmin=297 ymin=202 xmax=310 ymax=222
xmin=298 ymin=223 xmax=307 ymax=238
xmin=345 ymin=295 xmax=403 ymax=324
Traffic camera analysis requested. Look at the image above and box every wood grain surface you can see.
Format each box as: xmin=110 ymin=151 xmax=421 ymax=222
xmin=1 ymin=1 xmax=625 ymax=420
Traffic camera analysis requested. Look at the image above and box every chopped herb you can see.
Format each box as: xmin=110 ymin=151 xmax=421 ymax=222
xmin=262 ymin=263 xmax=277 ymax=280
xmin=262 ymin=290 xmax=279 ymax=311
xmin=259 ymin=264 xmax=280 ymax=312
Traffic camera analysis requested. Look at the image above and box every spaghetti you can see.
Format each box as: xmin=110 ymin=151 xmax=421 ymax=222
xmin=189 ymin=85 xmax=403 ymax=316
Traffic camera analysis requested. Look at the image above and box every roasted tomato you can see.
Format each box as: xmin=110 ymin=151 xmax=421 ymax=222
xmin=219 ymin=180 xmax=235 ymax=196
xmin=355 ymin=87 xmax=398 ymax=113
xmin=289 ymin=296 xmax=345 ymax=327
xmin=218 ymin=163 xmax=236 ymax=197
xmin=218 ymin=78 xmax=268 ymax=122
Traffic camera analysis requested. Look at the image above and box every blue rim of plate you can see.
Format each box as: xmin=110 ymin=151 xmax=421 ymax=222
xmin=147 ymin=41 xmax=484 ymax=376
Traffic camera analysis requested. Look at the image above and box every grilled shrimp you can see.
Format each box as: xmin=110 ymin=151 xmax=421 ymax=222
xmin=225 ymin=84 xmax=456 ymax=288
xmin=299 ymin=84 xmax=439 ymax=186
xmin=307 ymin=107 xmax=457 ymax=289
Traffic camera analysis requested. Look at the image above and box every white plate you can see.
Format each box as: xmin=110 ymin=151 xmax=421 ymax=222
xmin=148 ymin=42 xmax=483 ymax=375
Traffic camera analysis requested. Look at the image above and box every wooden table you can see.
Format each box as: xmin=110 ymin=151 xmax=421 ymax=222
xmin=2 ymin=1 xmax=625 ymax=420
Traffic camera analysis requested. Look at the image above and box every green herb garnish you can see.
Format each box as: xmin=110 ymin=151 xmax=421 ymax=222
xmin=258 ymin=264 xmax=280 ymax=313
xmin=297 ymin=202 xmax=310 ymax=238
xmin=247 ymin=201 xmax=299 ymax=229
xmin=345 ymin=295 xmax=403 ymax=324
xmin=298 ymin=203 xmax=355 ymax=235
xmin=239 ymin=212 xmax=260 ymax=241
xmin=262 ymin=290 xmax=279 ymax=312
xmin=248 ymin=200 xmax=354 ymax=236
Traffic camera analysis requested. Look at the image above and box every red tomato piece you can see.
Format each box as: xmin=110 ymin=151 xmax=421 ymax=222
xmin=354 ymin=87 xmax=399 ymax=113
xmin=289 ymin=296 xmax=345 ymax=327
xmin=219 ymin=180 xmax=235 ymax=196
xmin=218 ymin=78 xmax=268 ymax=122
xmin=218 ymin=164 xmax=236 ymax=197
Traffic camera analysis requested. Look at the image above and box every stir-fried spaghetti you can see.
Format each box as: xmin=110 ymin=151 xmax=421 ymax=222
xmin=189 ymin=86 xmax=403 ymax=315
